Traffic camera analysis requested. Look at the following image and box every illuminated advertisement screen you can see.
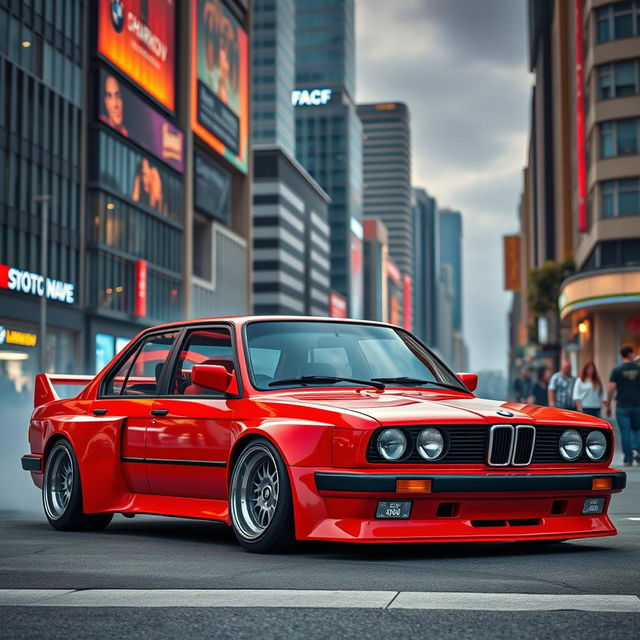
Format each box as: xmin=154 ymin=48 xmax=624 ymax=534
xmin=192 ymin=0 xmax=249 ymax=173
xmin=194 ymin=150 xmax=232 ymax=225
xmin=97 ymin=68 xmax=184 ymax=172
xmin=97 ymin=0 xmax=175 ymax=112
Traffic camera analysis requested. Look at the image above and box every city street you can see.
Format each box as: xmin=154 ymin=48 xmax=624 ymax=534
xmin=1 ymin=462 xmax=638 ymax=639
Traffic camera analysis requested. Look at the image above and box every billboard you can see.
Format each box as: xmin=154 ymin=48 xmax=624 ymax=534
xmin=192 ymin=0 xmax=249 ymax=173
xmin=98 ymin=69 xmax=184 ymax=172
xmin=503 ymin=235 xmax=521 ymax=291
xmin=97 ymin=0 xmax=175 ymax=112
xmin=194 ymin=151 xmax=232 ymax=224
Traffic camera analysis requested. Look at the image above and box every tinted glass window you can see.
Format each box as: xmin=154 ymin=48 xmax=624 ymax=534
xmin=102 ymin=331 xmax=179 ymax=396
xmin=171 ymin=328 xmax=235 ymax=395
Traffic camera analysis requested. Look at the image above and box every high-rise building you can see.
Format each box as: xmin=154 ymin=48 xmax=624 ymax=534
xmin=412 ymin=188 xmax=439 ymax=347
xmin=252 ymin=0 xmax=295 ymax=156
xmin=251 ymin=0 xmax=330 ymax=316
xmin=438 ymin=209 xmax=463 ymax=333
xmin=294 ymin=0 xmax=363 ymax=317
xmin=511 ymin=0 xmax=640 ymax=382
xmin=358 ymin=102 xmax=413 ymax=316
xmin=0 ymin=0 xmax=253 ymax=386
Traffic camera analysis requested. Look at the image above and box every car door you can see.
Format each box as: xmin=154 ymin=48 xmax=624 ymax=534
xmin=144 ymin=325 xmax=240 ymax=500
xmin=92 ymin=329 xmax=181 ymax=494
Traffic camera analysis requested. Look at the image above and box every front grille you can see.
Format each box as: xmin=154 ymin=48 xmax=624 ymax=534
xmin=487 ymin=425 xmax=514 ymax=465
xmin=366 ymin=424 xmax=611 ymax=465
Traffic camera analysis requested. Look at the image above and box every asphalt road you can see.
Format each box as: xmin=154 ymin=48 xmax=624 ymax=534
xmin=1 ymin=460 xmax=639 ymax=639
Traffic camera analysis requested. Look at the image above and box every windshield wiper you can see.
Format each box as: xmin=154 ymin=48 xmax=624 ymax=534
xmin=371 ymin=377 xmax=464 ymax=391
xmin=269 ymin=375 xmax=385 ymax=390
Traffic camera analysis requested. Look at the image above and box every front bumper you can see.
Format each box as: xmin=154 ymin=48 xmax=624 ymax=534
xmin=289 ymin=468 xmax=626 ymax=543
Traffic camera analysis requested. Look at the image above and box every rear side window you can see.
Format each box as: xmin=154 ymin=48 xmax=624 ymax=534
xmin=102 ymin=331 xmax=179 ymax=396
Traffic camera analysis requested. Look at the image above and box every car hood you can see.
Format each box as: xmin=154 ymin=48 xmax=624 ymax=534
xmin=260 ymin=388 xmax=605 ymax=427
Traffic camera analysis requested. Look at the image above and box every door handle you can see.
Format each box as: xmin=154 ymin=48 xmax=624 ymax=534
xmin=150 ymin=409 xmax=169 ymax=416
xmin=93 ymin=408 xmax=108 ymax=415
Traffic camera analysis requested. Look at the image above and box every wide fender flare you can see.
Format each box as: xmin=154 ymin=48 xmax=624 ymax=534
xmin=41 ymin=415 xmax=131 ymax=513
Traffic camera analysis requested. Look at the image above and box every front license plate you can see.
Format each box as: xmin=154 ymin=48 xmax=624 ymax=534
xmin=582 ymin=497 xmax=605 ymax=515
xmin=376 ymin=501 xmax=412 ymax=519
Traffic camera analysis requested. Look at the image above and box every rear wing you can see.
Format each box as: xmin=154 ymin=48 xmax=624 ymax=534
xmin=34 ymin=373 xmax=95 ymax=408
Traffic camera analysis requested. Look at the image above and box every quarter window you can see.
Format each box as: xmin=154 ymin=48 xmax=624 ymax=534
xmin=102 ymin=331 xmax=179 ymax=396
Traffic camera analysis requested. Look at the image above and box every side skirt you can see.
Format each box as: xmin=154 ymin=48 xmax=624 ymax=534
xmin=111 ymin=494 xmax=230 ymax=525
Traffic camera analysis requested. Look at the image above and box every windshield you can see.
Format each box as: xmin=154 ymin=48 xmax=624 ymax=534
xmin=245 ymin=321 xmax=463 ymax=390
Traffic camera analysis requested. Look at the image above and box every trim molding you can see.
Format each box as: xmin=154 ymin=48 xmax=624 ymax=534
xmin=122 ymin=457 xmax=227 ymax=468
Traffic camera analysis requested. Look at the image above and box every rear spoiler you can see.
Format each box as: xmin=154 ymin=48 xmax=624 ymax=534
xmin=34 ymin=373 xmax=95 ymax=408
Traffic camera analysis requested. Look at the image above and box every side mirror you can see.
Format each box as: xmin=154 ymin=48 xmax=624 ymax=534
xmin=191 ymin=364 xmax=233 ymax=393
xmin=456 ymin=372 xmax=478 ymax=392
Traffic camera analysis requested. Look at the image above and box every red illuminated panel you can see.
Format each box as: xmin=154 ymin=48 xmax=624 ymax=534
xmin=329 ymin=291 xmax=348 ymax=318
xmin=403 ymin=275 xmax=412 ymax=331
xmin=575 ymin=0 xmax=587 ymax=232
xmin=97 ymin=0 xmax=175 ymax=112
xmin=134 ymin=260 xmax=147 ymax=317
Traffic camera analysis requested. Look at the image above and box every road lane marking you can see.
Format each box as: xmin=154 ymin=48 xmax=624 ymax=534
xmin=390 ymin=592 xmax=640 ymax=612
xmin=1 ymin=590 xmax=639 ymax=611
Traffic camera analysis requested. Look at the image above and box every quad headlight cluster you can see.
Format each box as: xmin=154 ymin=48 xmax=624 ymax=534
xmin=376 ymin=427 xmax=445 ymax=461
xmin=559 ymin=429 xmax=607 ymax=461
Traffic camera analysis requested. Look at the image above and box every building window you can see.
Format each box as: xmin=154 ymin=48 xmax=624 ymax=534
xmin=601 ymin=178 xmax=640 ymax=217
xmin=600 ymin=118 xmax=639 ymax=157
xmin=597 ymin=59 xmax=640 ymax=99
xmin=596 ymin=2 xmax=640 ymax=42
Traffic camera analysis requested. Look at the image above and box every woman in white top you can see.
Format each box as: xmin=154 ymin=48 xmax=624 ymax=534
xmin=572 ymin=361 xmax=604 ymax=418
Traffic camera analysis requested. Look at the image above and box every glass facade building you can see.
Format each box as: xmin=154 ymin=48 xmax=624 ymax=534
xmin=438 ymin=209 xmax=463 ymax=333
xmin=0 ymin=0 xmax=253 ymax=388
xmin=294 ymin=0 xmax=363 ymax=317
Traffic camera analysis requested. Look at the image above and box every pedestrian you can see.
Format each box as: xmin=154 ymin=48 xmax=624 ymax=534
xmin=513 ymin=367 xmax=533 ymax=403
xmin=572 ymin=361 xmax=604 ymax=417
xmin=531 ymin=367 xmax=550 ymax=406
xmin=548 ymin=360 xmax=576 ymax=410
xmin=606 ymin=345 xmax=640 ymax=466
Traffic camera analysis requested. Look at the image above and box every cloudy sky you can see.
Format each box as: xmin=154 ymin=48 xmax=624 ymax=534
xmin=356 ymin=0 xmax=532 ymax=373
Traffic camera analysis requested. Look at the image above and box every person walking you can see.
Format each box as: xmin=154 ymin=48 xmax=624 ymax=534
xmin=548 ymin=360 xmax=576 ymax=410
xmin=513 ymin=368 xmax=533 ymax=403
xmin=606 ymin=345 xmax=640 ymax=466
xmin=531 ymin=367 xmax=550 ymax=406
xmin=572 ymin=361 xmax=604 ymax=417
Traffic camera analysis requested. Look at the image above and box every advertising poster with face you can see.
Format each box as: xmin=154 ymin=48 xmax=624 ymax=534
xmin=98 ymin=69 xmax=184 ymax=172
xmin=192 ymin=0 xmax=249 ymax=173
xmin=98 ymin=0 xmax=176 ymax=111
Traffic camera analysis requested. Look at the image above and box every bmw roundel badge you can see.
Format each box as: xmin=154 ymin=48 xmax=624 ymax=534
xmin=497 ymin=409 xmax=514 ymax=417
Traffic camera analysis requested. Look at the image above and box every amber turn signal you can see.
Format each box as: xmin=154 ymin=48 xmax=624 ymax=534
xmin=396 ymin=478 xmax=432 ymax=493
xmin=592 ymin=477 xmax=612 ymax=491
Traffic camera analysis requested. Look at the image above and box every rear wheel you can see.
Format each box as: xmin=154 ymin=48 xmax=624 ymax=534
xmin=43 ymin=440 xmax=113 ymax=531
xmin=229 ymin=439 xmax=294 ymax=553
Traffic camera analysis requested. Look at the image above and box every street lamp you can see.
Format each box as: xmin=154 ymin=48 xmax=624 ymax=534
xmin=33 ymin=195 xmax=51 ymax=373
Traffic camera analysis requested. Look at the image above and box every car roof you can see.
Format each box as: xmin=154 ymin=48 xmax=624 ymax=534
xmin=144 ymin=315 xmax=399 ymax=333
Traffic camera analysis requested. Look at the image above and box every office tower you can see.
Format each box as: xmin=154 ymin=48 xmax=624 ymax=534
xmin=295 ymin=0 xmax=363 ymax=317
xmin=358 ymin=102 xmax=413 ymax=319
xmin=251 ymin=0 xmax=331 ymax=315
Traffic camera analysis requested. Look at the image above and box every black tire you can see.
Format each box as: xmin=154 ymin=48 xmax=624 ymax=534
xmin=42 ymin=440 xmax=113 ymax=531
xmin=229 ymin=438 xmax=295 ymax=553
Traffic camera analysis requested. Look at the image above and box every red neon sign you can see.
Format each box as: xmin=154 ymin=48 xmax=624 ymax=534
xmin=134 ymin=260 xmax=147 ymax=317
xmin=575 ymin=0 xmax=587 ymax=232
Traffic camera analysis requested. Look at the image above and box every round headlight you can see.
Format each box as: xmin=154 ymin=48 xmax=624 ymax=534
xmin=377 ymin=428 xmax=407 ymax=461
xmin=586 ymin=430 xmax=607 ymax=460
xmin=559 ymin=429 xmax=583 ymax=461
xmin=417 ymin=428 xmax=445 ymax=460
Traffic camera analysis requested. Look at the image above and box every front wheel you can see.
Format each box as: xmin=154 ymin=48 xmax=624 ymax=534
xmin=43 ymin=440 xmax=113 ymax=531
xmin=229 ymin=439 xmax=294 ymax=553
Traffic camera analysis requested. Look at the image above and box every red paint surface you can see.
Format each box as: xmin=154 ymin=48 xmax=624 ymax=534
xmin=575 ymin=0 xmax=587 ymax=232
xmin=25 ymin=316 xmax=624 ymax=544
xmin=134 ymin=260 xmax=147 ymax=317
